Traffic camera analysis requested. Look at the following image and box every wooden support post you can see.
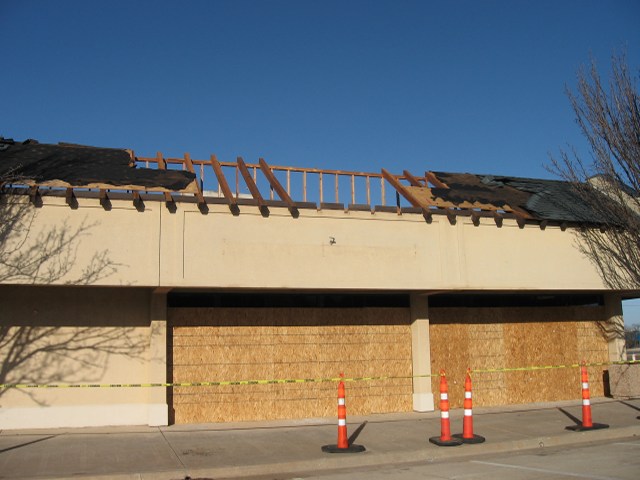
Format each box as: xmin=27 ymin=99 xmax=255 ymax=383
xmin=351 ymin=174 xmax=355 ymax=205
xmin=303 ymin=171 xmax=307 ymax=202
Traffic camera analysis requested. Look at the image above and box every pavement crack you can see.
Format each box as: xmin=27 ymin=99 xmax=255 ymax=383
xmin=159 ymin=429 xmax=189 ymax=476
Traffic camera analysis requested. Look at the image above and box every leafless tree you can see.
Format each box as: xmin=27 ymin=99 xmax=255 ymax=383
xmin=550 ymin=52 xmax=640 ymax=290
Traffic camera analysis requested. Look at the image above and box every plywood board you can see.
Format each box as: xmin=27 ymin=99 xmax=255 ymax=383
xmin=169 ymin=307 xmax=412 ymax=423
xmin=429 ymin=306 xmax=609 ymax=408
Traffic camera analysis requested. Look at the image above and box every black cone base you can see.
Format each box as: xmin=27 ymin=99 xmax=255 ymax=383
xmin=321 ymin=443 xmax=366 ymax=453
xmin=453 ymin=433 xmax=486 ymax=444
xmin=565 ymin=422 xmax=609 ymax=432
xmin=429 ymin=436 xmax=463 ymax=446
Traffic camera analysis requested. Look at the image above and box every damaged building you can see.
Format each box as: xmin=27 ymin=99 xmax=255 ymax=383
xmin=0 ymin=138 xmax=635 ymax=429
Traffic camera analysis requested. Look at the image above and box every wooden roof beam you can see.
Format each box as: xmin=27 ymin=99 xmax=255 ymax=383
xmin=259 ymin=158 xmax=298 ymax=217
xmin=99 ymin=189 xmax=111 ymax=211
xmin=237 ymin=157 xmax=268 ymax=215
xmin=65 ymin=187 xmax=78 ymax=209
xmin=471 ymin=210 xmax=481 ymax=226
xmin=209 ymin=155 xmax=239 ymax=214
xmin=29 ymin=185 xmax=41 ymax=206
xmin=426 ymin=171 xmax=449 ymax=188
xmin=381 ymin=168 xmax=432 ymax=221
xmin=132 ymin=190 xmax=144 ymax=212
xmin=183 ymin=152 xmax=208 ymax=214
xmin=402 ymin=169 xmax=425 ymax=187
xmin=493 ymin=210 xmax=504 ymax=228
xmin=156 ymin=152 xmax=176 ymax=212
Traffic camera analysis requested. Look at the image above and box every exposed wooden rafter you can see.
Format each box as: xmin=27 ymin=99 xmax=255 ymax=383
xmin=426 ymin=171 xmax=449 ymax=188
xmin=183 ymin=152 xmax=208 ymax=213
xmin=99 ymin=189 xmax=111 ymax=210
xmin=209 ymin=155 xmax=239 ymax=214
xmin=259 ymin=158 xmax=298 ymax=217
xmin=493 ymin=210 xmax=504 ymax=228
xmin=209 ymin=155 xmax=236 ymax=206
xmin=237 ymin=157 xmax=267 ymax=214
xmin=132 ymin=191 xmax=144 ymax=212
xmin=156 ymin=151 xmax=176 ymax=212
xmin=381 ymin=168 xmax=433 ymax=221
xmin=414 ymin=171 xmax=534 ymax=224
xmin=381 ymin=169 xmax=424 ymax=209
xmin=29 ymin=185 xmax=40 ymax=206
xmin=65 ymin=187 xmax=77 ymax=209
xmin=402 ymin=170 xmax=424 ymax=187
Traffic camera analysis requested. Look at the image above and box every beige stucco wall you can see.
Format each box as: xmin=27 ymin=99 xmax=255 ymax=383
xmin=0 ymin=196 xmax=615 ymax=291
xmin=0 ymin=194 xmax=630 ymax=428
xmin=0 ymin=285 xmax=161 ymax=429
xmin=0 ymin=195 xmax=160 ymax=287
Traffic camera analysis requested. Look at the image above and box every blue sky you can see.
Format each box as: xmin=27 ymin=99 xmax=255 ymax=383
xmin=2 ymin=0 xmax=640 ymax=324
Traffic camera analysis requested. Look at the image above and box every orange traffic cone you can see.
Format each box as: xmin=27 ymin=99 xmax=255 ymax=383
xmin=566 ymin=361 xmax=609 ymax=432
xmin=429 ymin=370 xmax=462 ymax=446
xmin=322 ymin=374 xmax=366 ymax=453
xmin=454 ymin=369 xmax=485 ymax=443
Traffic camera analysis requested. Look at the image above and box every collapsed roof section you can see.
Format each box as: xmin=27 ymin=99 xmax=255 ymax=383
xmin=0 ymin=137 xmax=614 ymax=226
xmin=411 ymin=171 xmax=611 ymax=224
xmin=0 ymin=138 xmax=197 ymax=193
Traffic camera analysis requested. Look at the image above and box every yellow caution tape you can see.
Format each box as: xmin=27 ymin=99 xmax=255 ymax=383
xmin=1 ymin=361 xmax=638 ymax=389
xmin=471 ymin=359 xmax=640 ymax=375
xmin=0 ymin=373 xmax=436 ymax=389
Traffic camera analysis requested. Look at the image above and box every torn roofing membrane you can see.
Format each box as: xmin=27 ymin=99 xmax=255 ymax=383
xmin=432 ymin=171 xmax=613 ymax=224
xmin=0 ymin=138 xmax=196 ymax=192
xmin=0 ymin=138 xmax=617 ymax=224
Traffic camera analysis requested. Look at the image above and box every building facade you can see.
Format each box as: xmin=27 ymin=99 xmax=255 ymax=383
xmin=0 ymin=139 xmax=631 ymax=429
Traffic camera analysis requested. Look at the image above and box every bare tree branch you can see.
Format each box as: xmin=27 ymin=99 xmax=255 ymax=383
xmin=550 ymin=52 xmax=640 ymax=291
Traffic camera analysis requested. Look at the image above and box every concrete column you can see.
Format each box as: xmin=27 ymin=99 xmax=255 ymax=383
xmin=410 ymin=293 xmax=434 ymax=411
xmin=604 ymin=293 xmax=626 ymax=362
xmin=147 ymin=288 xmax=170 ymax=426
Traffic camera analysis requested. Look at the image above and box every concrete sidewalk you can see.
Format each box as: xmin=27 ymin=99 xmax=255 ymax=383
xmin=1 ymin=397 xmax=639 ymax=480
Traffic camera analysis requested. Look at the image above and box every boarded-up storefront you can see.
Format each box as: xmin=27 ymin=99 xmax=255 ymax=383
xmin=168 ymin=298 xmax=413 ymax=423
xmin=429 ymin=303 xmax=610 ymax=409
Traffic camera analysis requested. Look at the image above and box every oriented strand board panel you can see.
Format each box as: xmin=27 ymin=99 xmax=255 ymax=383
xmin=429 ymin=307 xmax=609 ymax=409
xmin=169 ymin=307 xmax=412 ymax=423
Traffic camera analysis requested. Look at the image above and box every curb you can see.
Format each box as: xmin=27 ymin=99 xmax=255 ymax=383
xmin=45 ymin=424 xmax=640 ymax=480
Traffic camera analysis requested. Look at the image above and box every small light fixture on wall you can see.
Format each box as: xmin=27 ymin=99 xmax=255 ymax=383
xmin=329 ymin=236 xmax=336 ymax=245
